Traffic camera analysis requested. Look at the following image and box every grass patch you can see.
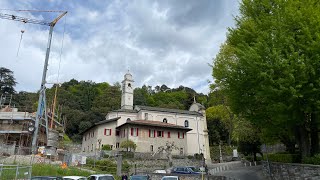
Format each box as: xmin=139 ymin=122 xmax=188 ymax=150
xmin=31 ymin=164 xmax=91 ymax=177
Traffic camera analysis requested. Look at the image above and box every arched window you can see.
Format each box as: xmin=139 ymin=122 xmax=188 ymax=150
xmin=127 ymin=118 xmax=131 ymax=121
xmin=163 ymin=118 xmax=167 ymax=123
xmin=184 ymin=120 xmax=189 ymax=127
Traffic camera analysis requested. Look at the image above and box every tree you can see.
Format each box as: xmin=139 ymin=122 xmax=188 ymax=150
xmin=120 ymin=140 xmax=137 ymax=152
xmin=0 ymin=67 xmax=17 ymax=94
xmin=152 ymin=141 xmax=179 ymax=167
xmin=213 ymin=0 xmax=320 ymax=158
xmin=206 ymin=105 xmax=233 ymax=145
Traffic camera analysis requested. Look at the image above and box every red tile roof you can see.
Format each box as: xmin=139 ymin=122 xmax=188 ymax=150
xmin=117 ymin=120 xmax=192 ymax=131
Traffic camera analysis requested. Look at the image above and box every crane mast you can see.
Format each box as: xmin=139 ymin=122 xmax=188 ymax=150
xmin=0 ymin=10 xmax=67 ymax=154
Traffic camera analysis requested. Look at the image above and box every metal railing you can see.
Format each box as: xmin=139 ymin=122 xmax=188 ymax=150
xmin=0 ymin=164 xmax=32 ymax=180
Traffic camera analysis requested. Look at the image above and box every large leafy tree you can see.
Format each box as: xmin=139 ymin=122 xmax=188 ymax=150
xmin=213 ymin=0 xmax=320 ymax=157
xmin=0 ymin=67 xmax=17 ymax=94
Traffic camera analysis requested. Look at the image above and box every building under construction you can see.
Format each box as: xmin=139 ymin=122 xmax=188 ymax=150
xmin=0 ymin=94 xmax=64 ymax=156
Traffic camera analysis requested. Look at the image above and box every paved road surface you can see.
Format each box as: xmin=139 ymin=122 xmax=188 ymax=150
xmin=214 ymin=165 xmax=269 ymax=180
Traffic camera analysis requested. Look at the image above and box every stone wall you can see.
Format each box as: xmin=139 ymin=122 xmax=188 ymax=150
xmin=128 ymin=158 xmax=203 ymax=174
xmin=262 ymin=161 xmax=320 ymax=179
xmin=0 ymin=143 xmax=16 ymax=155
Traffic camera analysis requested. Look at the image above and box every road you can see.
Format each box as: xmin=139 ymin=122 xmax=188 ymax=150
xmin=214 ymin=165 xmax=269 ymax=180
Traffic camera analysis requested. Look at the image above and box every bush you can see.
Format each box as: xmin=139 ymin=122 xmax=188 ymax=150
xmin=122 ymin=160 xmax=131 ymax=173
xmin=302 ymin=154 xmax=320 ymax=165
xmin=120 ymin=140 xmax=137 ymax=151
xmin=96 ymin=159 xmax=117 ymax=172
xmin=32 ymin=164 xmax=90 ymax=177
xmin=194 ymin=153 xmax=204 ymax=160
xmin=102 ymin=144 xmax=112 ymax=151
xmin=187 ymin=155 xmax=194 ymax=159
xmin=210 ymin=146 xmax=234 ymax=161
xmin=263 ymin=153 xmax=300 ymax=163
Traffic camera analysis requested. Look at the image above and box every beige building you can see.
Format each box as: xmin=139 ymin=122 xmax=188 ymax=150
xmin=81 ymin=72 xmax=211 ymax=161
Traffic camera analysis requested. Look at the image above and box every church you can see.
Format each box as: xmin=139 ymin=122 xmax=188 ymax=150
xmin=81 ymin=72 xmax=211 ymax=161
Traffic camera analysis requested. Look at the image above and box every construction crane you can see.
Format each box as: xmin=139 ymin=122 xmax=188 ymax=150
xmin=0 ymin=10 xmax=67 ymax=154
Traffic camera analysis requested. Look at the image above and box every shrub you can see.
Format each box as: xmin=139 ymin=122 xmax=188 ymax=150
xmin=102 ymin=144 xmax=112 ymax=151
xmin=120 ymin=140 xmax=137 ymax=151
xmin=210 ymin=146 xmax=234 ymax=161
xmin=96 ymin=159 xmax=117 ymax=173
xmin=302 ymin=154 xmax=320 ymax=165
xmin=122 ymin=160 xmax=131 ymax=173
xmin=187 ymin=155 xmax=194 ymax=159
xmin=194 ymin=153 xmax=204 ymax=160
xmin=263 ymin=153 xmax=300 ymax=163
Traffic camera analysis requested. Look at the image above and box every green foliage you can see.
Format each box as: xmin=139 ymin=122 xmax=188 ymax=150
xmin=63 ymin=134 xmax=72 ymax=142
xmin=86 ymin=158 xmax=131 ymax=174
xmin=31 ymin=164 xmax=91 ymax=177
xmin=210 ymin=146 xmax=234 ymax=161
xmin=302 ymin=154 xmax=320 ymax=165
xmin=120 ymin=140 xmax=137 ymax=151
xmin=264 ymin=153 xmax=301 ymax=163
xmin=206 ymin=105 xmax=233 ymax=145
xmin=0 ymin=67 xmax=17 ymax=94
xmin=102 ymin=144 xmax=112 ymax=151
xmin=212 ymin=0 xmax=320 ymax=157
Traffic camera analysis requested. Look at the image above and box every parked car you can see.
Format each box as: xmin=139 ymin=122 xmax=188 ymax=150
xmin=171 ymin=167 xmax=200 ymax=174
xmin=186 ymin=166 xmax=200 ymax=172
xmin=129 ymin=175 xmax=150 ymax=180
xmin=31 ymin=177 xmax=63 ymax=180
xmin=161 ymin=176 xmax=179 ymax=180
xmin=88 ymin=174 xmax=114 ymax=180
xmin=153 ymin=169 xmax=166 ymax=174
xmin=63 ymin=176 xmax=87 ymax=180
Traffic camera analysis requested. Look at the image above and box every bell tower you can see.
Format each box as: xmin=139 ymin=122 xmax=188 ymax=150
xmin=121 ymin=71 xmax=134 ymax=110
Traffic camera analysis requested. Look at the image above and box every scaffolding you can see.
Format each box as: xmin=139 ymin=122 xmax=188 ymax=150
xmin=0 ymin=93 xmax=65 ymax=156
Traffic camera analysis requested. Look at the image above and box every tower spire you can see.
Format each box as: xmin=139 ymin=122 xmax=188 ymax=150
xmin=193 ymin=94 xmax=196 ymax=103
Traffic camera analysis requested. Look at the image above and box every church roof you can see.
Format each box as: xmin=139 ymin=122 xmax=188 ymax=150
xmin=80 ymin=117 xmax=121 ymax=135
xmin=112 ymin=109 xmax=138 ymax=113
xmin=116 ymin=120 xmax=192 ymax=131
xmin=135 ymin=105 xmax=202 ymax=116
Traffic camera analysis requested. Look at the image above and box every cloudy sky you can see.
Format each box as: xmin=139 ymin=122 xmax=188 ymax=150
xmin=0 ymin=0 xmax=239 ymax=94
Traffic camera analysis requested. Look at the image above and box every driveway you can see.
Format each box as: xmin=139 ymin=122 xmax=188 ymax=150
xmin=214 ymin=165 xmax=269 ymax=180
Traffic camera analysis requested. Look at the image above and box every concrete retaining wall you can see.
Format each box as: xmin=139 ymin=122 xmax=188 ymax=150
xmin=262 ymin=161 xmax=320 ymax=179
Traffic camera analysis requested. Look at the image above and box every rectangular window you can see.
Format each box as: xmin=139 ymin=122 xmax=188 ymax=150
xmin=104 ymin=129 xmax=111 ymax=136
xmin=167 ymin=131 xmax=171 ymax=138
xmin=150 ymin=145 xmax=154 ymax=152
xmin=145 ymin=113 xmax=148 ymax=120
xmin=178 ymin=132 xmax=185 ymax=139
xmin=116 ymin=143 xmax=120 ymax=148
xmin=116 ymin=130 xmax=120 ymax=136
xmin=149 ymin=129 xmax=155 ymax=138
xmin=157 ymin=131 xmax=164 ymax=137
xmin=131 ymin=128 xmax=139 ymax=137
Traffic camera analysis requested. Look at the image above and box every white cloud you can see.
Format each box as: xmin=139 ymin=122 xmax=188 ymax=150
xmin=0 ymin=0 xmax=239 ymax=94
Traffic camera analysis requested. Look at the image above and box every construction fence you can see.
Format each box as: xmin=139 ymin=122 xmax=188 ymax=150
xmin=0 ymin=164 xmax=32 ymax=180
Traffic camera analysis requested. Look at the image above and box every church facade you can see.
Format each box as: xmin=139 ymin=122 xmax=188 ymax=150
xmin=81 ymin=72 xmax=211 ymax=161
